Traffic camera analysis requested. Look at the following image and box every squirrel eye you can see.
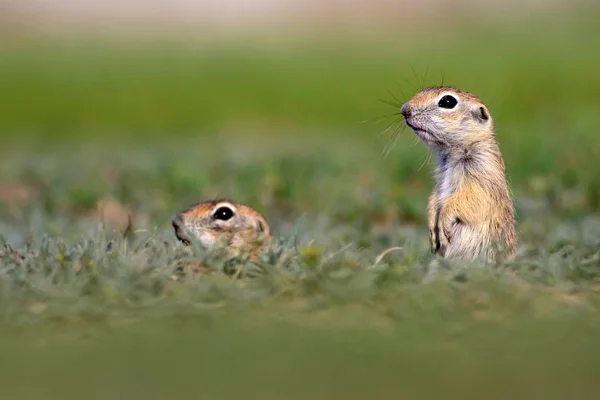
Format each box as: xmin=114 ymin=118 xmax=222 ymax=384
xmin=438 ymin=95 xmax=458 ymax=109
xmin=213 ymin=206 xmax=234 ymax=221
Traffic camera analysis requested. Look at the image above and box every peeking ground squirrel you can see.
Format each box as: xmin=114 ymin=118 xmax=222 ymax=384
xmin=172 ymin=199 xmax=271 ymax=261
xmin=400 ymin=86 xmax=517 ymax=262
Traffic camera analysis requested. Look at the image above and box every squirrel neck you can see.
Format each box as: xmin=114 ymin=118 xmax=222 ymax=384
xmin=436 ymin=136 xmax=499 ymax=168
xmin=434 ymin=136 xmax=506 ymax=197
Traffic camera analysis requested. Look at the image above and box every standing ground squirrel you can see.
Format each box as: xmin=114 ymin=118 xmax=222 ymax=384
xmin=172 ymin=199 xmax=272 ymax=261
xmin=400 ymin=86 xmax=517 ymax=262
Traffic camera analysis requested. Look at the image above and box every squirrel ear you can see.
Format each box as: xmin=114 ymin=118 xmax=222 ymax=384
xmin=476 ymin=106 xmax=489 ymax=123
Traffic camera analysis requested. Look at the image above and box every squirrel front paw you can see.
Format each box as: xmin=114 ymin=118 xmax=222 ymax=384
xmin=437 ymin=227 xmax=450 ymax=256
xmin=429 ymin=228 xmax=437 ymax=253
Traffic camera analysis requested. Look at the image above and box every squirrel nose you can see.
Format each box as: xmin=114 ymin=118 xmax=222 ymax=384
xmin=400 ymin=103 xmax=412 ymax=118
xmin=172 ymin=213 xmax=184 ymax=229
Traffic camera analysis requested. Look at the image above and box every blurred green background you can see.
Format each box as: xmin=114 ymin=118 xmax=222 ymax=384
xmin=2 ymin=1 xmax=600 ymax=398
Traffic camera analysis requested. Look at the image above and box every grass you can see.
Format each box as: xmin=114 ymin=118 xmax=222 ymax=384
xmin=2 ymin=7 xmax=600 ymax=399
xmin=2 ymin=134 xmax=600 ymax=398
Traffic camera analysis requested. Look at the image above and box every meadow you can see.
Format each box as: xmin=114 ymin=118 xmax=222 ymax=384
xmin=1 ymin=6 xmax=600 ymax=398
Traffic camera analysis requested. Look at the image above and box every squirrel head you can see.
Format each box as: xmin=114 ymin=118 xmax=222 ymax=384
xmin=172 ymin=199 xmax=271 ymax=259
xmin=401 ymin=86 xmax=494 ymax=150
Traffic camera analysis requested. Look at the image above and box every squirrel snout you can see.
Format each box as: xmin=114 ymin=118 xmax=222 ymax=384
xmin=172 ymin=213 xmax=184 ymax=229
xmin=400 ymin=103 xmax=412 ymax=119
xmin=172 ymin=213 xmax=191 ymax=245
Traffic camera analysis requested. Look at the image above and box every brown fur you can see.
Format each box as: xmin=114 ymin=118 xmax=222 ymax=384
xmin=401 ymin=86 xmax=517 ymax=262
xmin=172 ymin=199 xmax=272 ymax=261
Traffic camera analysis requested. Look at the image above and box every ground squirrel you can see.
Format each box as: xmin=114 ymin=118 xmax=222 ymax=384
xmin=400 ymin=86 xmax=517 ymax=262
xmin=172 ymin=199 xmax=272 ymax=261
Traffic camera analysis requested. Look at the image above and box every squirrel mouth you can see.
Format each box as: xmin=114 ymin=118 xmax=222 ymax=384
xmin=404 ymin=120 xmax=443 ymax=146
xmin=405 ymin=120 xmax=429 ymax=139
xmin=404 ymin=119 xmax=426 ymax=134
xmin=174 ymin=229 xmax=191 ymax=245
